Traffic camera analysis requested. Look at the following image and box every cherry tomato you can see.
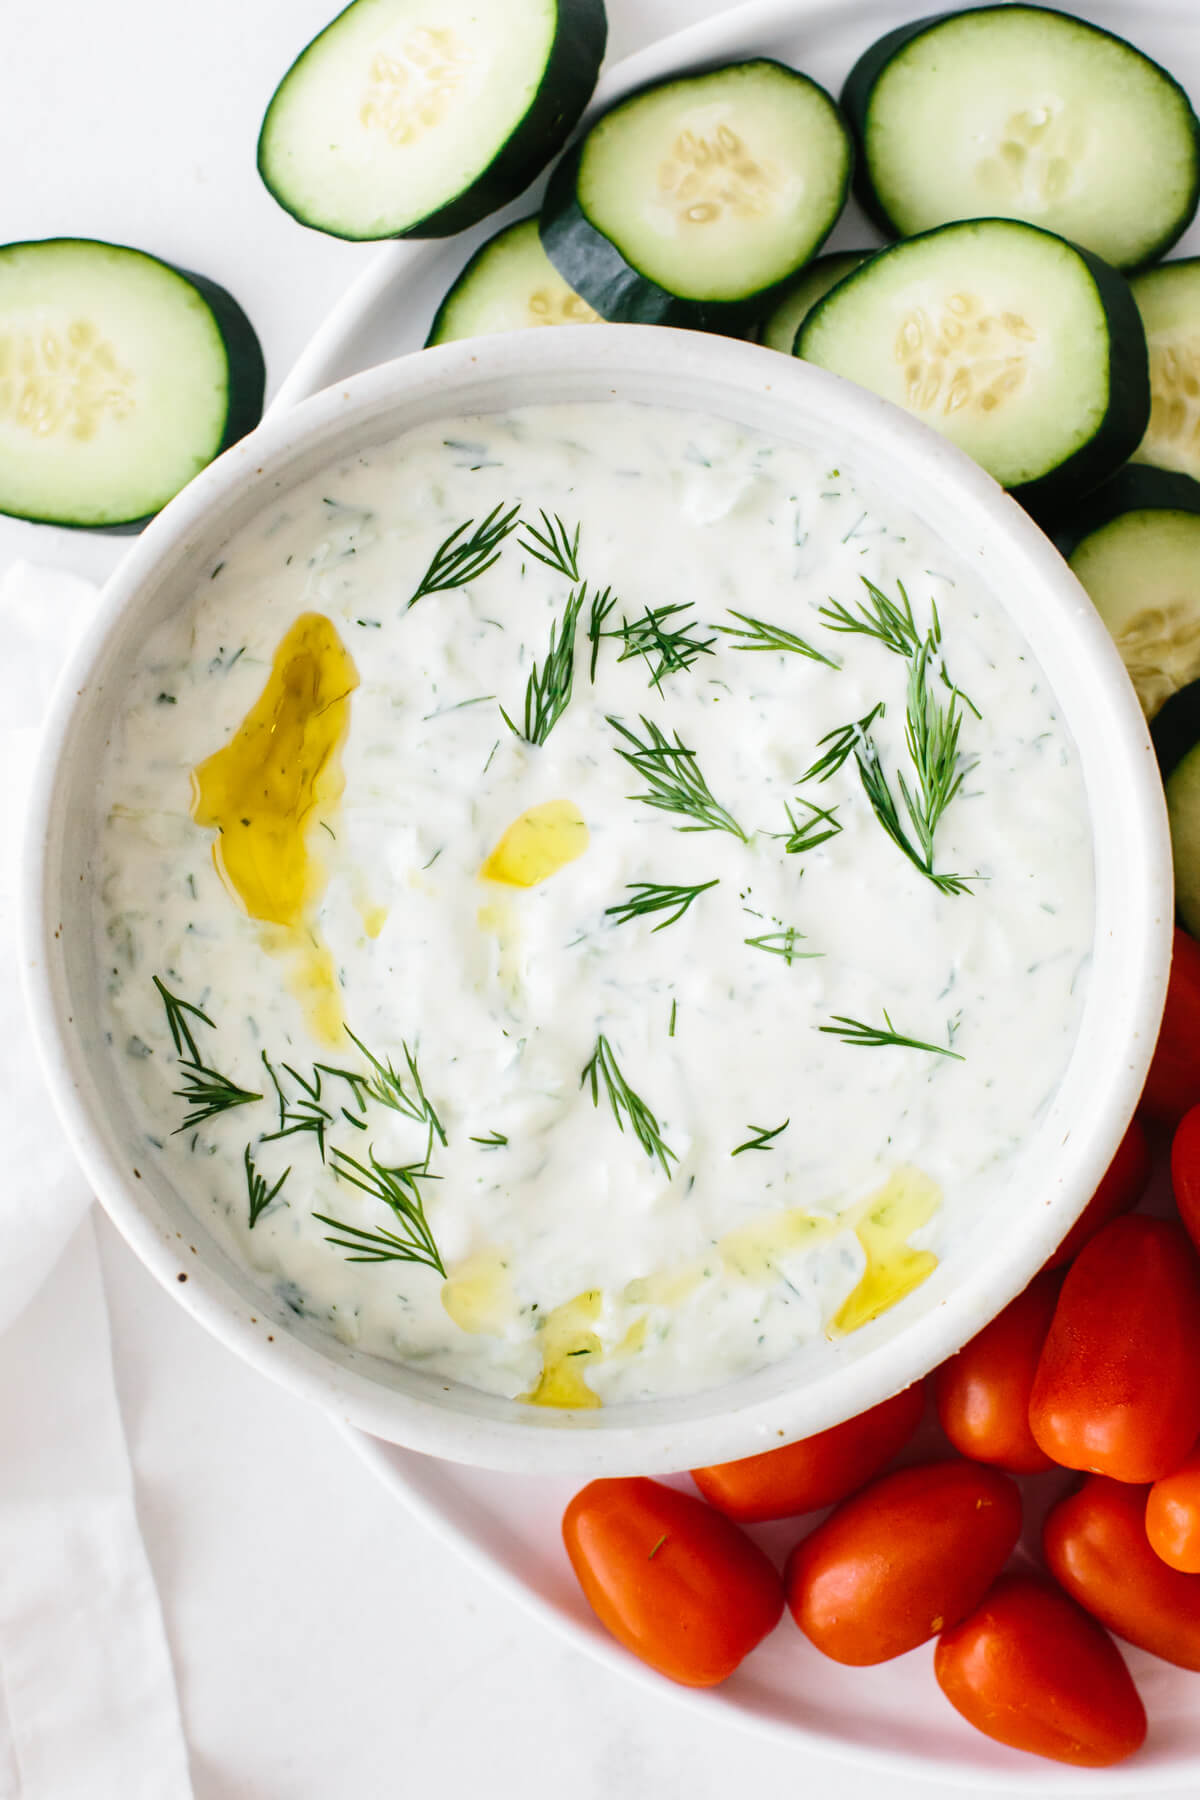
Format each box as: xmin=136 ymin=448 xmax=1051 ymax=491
xmin=562 ymin=1477 xmax=783 ymax=1686
xmin=1028 ymin=1214 xmax=1200 ymax=1483
xmin=1043 ymin=1117 xmax=1150 ymax=1270
xmin=784 ymin=1460 xmax=1021 ymax=1666
xmin=691 ymin=1384 xmax=924 ymax=1523
xmin=1044 ymin=1474 xmax=1200 ymax=1670
xmin=1171 ymin=1104 xmax=1200 ymax=1257
xmin=934 ymin=1573 xmax=1146 ymax=1768
xmin=934 ymin=1270 xmax=1061 ymax=1473
xmin=1146 ymin=1445 xmax=1200 ymax=1574
xmin=1141 ymin=927 xmax=1200 ymax=1125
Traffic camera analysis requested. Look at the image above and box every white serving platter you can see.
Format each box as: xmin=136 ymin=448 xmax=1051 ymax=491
xmin=271 ymin=0 xmax=1200 ymax=1785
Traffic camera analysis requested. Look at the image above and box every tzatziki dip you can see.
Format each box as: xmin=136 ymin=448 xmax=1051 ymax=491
xmin=94 ymin=401 xmax=1094 ymax=1407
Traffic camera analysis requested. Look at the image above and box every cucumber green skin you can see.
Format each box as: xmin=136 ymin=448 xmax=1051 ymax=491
xmin=1153 ymin=679 xmax=1200 ymax=783
xmin=1166 ymin=741 xmax=1200 ymax=937
xmin=841 ymin=6 xmax=1200 ymax=272
xmin=1052 ymin=465 xmax=1200 ymax=560
xmin=0 ymin=238 xmax=266 ymax=535
xmin=797 ymin=220 xmax=1150 ymax=515
xmin=425 ymin=216 xmax=533 ymax=347
xmin=789 ymin=253 xmax=875 ymax=353
xmin=756 ymin=249 xmax=872 ymax=355
xmin=258 ymin=0 xmax=607 ymax=242
xmin=840 ymin=11 xmax=944 ymax=238
xmin=539 ymin=61 xmax=853 ymax=332
xmin=540 ymin=139 xmax=705 ymax=327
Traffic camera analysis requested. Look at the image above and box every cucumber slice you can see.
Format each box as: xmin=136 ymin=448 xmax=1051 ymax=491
xmin=842 ymin=6 xmax=1200 ymax=272
xmin=796 ymin=218 xmax=1149 ymax=509
xmin=540 ymin=60 xmax=852 ymax=329
xmin=0 ymin=238 xmax=265 ymax=531
xmin=258 ymin=0 xmax=606 ymax=242
xmin=759 ymin=250 xmax=870 ymax=354
xmin=427 ymin=217 xmax=597 ymax=345
xmin=1166 ymin=740 xmax=1200 ymax=940
xmin=1132 ymin=259 xmax=1200 ymax=482
xmin=1155 ymin=679 xmax=1200 ymax=781
xmin=1066 ymin=469 xmax=1200 ymax=721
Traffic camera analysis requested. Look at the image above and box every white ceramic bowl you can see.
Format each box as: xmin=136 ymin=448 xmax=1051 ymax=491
xmin=21 ymin=326 xmax=1173 ymax=1474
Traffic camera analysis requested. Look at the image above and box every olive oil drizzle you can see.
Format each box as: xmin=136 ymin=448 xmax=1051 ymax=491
xmin=190 ymin=611 xmax=358 ymax=1041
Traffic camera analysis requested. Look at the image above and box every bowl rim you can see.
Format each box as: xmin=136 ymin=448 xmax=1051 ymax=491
xmin=19 ymin=324 xmax=1174 ymax=1473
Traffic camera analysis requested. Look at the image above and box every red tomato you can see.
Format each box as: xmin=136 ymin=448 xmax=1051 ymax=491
xmin=562 ymin=1477 xmax=783 ymax=1686
xmin=934 ymin=1573 xmax=1146 ymax=1768
xmin=691 ymin=1384 xmax=924 ymax=1523
xmin=1172 ymin=1105 xmax=1200 ymax=1257
xmin=784 ymin=1460 xmax=1021 ymax=1666
xmin=934 ymin=1271 xmax=1061 ymax=1473
xmin=1028 ymin=1215 xmax=1200 ymax=1483
xmin=1141 ymin=927 xmax=1200 ymax=1125
xmin=1044 ymin=1474 xmax=1200 ymax=1670
xmin=1146 ymin=1446 xmax=1200 ymax=1574
xmin=1043 ymin=1118 xmax=1150 ymax=1270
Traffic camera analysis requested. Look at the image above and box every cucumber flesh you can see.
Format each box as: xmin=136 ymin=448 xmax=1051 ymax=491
xmin=1166 ymin=738 xmax=1200 ymax=939
xmin=259 ymin=0 xmax=606 ymax=241
xmin=541 ymin=60 xmax=852 ymax=326
xmin=0 ymin=238 xmax=265 ymax=530
xmin=1132 ymin=259 xmax=1200 ymax=482
xmin=797 ymin=218 xmax=1149 ymax=508
xmin=843 ymin=5 xmax=1200 ymax=272
xmin=427 ymin=218 xmax=597 ymax=345
xmin=1070 ymin=507 xmax=1200 ymax=720
xmin=759 ymin=250 xmax=869 ymax=354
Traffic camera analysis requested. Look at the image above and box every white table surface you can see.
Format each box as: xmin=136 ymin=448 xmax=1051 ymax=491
xmin=0 ymin=3 xmax=1140 ymax=1793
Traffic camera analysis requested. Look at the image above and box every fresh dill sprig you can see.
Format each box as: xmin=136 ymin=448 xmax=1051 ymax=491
xmin=327 ymin=1030 xmax=449 ymax=1147
xmin=153 ymin=974 xmax=261 ymax=1133
xmin=407 ymin=502 xmax=521 ymax=606
xmin=819 ymin=577 xmax=921 ymax=658
xmin=800 ymin=703 xmax=886 ymax=784
xmin=744 ymin=927 xmax=821 ymax=966
xmin=153 ymin=976 xmax=213 ymax=1065
xmin=819 ymin=580 xmax=980 ymax=718
xmin=312 ymin=1214 xmax=444 ymax=1267
xmin=610 ymin=602 xmax=716 ymax=691
xmin=469 ymin=1131 xmax=508 ymax=1149
xmin=330 ymin=1142 xmax=438 ymax=1198
xmin=605 ymin=878 xmax=719 ymax=932
xmin=852 ymin=646 xmax=978 ymax=898
xmin=171 ymin=1062 xmax=261 ymax=1133
xmin=716 ymin=610 xmax=838 ymax=667
xmin=581 ymin=1034 xmax=677 ymax=1177
xmin=587 ymin=585 xmax=618 ymax=682
xmin=260 ymin=1053 xmax=333 ymax=1161
xmin=519 ymin=510 xmax=581 ymax=582
xmin=244 ymin=1144 xmax=289 ymax=1229
xmin=501 ymin=584 xmax=585 ymax=746
xmin=608 ymin=714 xmax=747 ymax=840
xmin=899 ymin=636 xmax=973 ymax=871
xmin=322 ymin=1145 xmax=445 ymax=1274
xmin=818 ymin=1010 xmax=965 ymax=1059
xmin=731 ymin=1119 xmax=790 ymax=1156
xmin=776 ymin=796 xmax=842 ymax=856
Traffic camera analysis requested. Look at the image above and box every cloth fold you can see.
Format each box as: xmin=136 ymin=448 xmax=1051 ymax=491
xmin=0 ymin=559 xmax=193 ymax=1798
xmin=0 ymin=561 xmax=95 ymax=1334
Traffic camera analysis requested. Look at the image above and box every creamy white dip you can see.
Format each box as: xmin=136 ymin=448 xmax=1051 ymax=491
xmin=94 ymin=401 xmax=1094 ymax=1406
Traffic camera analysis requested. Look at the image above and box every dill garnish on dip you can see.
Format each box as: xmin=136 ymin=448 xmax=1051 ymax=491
xmin=93 ymin=401 xmax=1094 ymax=1407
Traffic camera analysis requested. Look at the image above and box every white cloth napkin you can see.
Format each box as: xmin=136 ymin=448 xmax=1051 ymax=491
xmin=0 ymin=559 xmax=193 ymax=1798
